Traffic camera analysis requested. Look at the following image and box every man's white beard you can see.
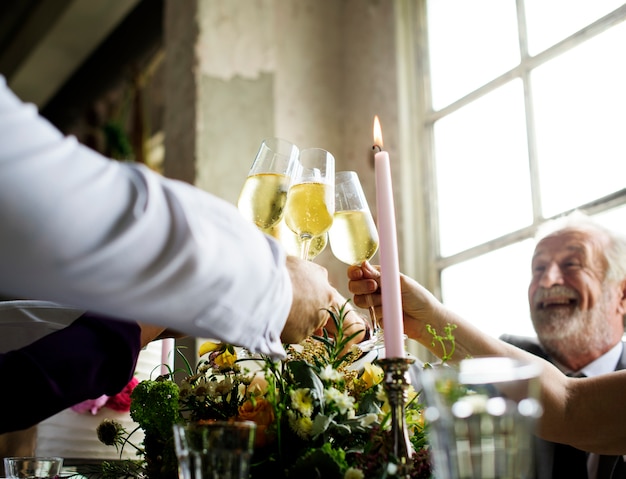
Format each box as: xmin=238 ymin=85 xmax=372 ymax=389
xmin=531 ymin=286 xmax=616 ymax=360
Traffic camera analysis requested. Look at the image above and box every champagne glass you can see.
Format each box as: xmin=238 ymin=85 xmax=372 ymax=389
xmin=284 ymin=148 xmax=335 ymax=260
xmin=237 ymin=138 xmax=298 ymax=358
xmin=328 ymin=171 xmax=382 ymax=348
xmin=265 ymin=219 xmax=328 ymax=261
xmin=237 ymin=138 xmax=299 ymax=229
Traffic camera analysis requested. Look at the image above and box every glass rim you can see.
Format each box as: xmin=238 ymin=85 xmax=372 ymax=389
xmin=4 ymin=457 xmax=63 ymax=461
xmin=174 ymin=419 xmax=257 ymax=430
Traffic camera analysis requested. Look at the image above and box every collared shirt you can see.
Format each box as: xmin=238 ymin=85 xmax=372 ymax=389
xmin=0 ymin=76 xmax=292 ymax=357
xmin=555 ymin=342 xmax=624 ymax=479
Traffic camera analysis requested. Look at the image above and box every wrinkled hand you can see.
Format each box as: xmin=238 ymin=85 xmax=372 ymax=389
xmin=347 ymin=261 xmax=449 ymax=342
xmin=281 ymin=256 xmax=348 ymax=344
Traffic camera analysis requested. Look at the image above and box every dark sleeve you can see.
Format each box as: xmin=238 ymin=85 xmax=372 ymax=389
xmin=0 ymin=313 xmax=141 ymax=434
xmin=500 ymin=334 xmax=549 ymax=360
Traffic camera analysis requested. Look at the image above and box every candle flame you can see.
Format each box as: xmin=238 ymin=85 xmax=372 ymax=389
xmin=373 ymin=115 xmax=384 ymax=148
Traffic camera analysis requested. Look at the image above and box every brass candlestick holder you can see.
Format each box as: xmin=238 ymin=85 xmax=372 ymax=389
xmin=379 ymin=357 xmax=415 ymax=477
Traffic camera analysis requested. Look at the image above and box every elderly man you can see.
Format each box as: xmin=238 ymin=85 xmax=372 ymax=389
xmin=500 ymin=212 xmax=626 ymax=479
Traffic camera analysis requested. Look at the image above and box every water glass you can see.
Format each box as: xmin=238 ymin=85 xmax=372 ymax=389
xmin=420 ymin=357 xmax=543 ymax=479
xmin=173 ymin=421 xmax=256 ymax=479
xmin=3 ymin=457 xmax=63 ymax=479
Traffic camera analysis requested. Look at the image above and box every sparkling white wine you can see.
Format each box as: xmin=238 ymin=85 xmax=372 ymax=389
xmin=284 ymin=182 xmax=334 ymax=237
xmin=329 ymin=210 xmax=379 ymax=265
xmin=237 ymin=173 xmax=290 ymax=229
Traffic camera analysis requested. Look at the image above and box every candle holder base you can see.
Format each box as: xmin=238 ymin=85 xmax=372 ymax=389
xmin=378 ymin=357 xmax=415 ymax=478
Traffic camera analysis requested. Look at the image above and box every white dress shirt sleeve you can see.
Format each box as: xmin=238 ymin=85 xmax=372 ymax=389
xmin=0 ymin=76 xmax=291 ymax=357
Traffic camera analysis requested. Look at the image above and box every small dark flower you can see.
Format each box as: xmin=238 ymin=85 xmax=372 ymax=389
xmin=97 ymin=418 xmax=127 ymax=447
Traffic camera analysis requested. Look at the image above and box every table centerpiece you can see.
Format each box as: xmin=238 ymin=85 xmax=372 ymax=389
xmin=95 ymin=302 xmax=452 ymax=479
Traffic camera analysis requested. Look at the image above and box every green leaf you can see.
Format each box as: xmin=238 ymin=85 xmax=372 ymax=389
xmin=287 ymin=361 xmax=325 ymax=404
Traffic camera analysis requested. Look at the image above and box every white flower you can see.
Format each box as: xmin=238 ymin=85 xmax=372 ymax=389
xmin=358 ymin=412 xmax=379 ymax=427
xmin=319 ymin=364 xmax=342 ymax=382
xmin=324 ymin=387 xmax=355 ymax=414
xmin=375 ymin=385 xmax=387 ymax=403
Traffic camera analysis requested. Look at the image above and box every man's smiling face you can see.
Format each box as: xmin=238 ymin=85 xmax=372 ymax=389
xmin=529 ymin=229 xmax=608 ymax=317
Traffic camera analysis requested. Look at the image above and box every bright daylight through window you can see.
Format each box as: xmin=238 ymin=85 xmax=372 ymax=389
xmin=416 ymin=0 xmax=626 ymax=338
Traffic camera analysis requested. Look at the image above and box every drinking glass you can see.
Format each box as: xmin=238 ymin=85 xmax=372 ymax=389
xmin=4 ymin=457 xmax=63 ymax=479
xmin=265 ymin=219 xmax=328 ymax=261
xmin=420 ymin=357 xmax=543 ymax=479
xmin=237 ymin=138 xmax=299 ymax=230
xmin=284 ymin=148 xmax=335 ymax=260
xmin=329 ymin=171 xmax=381 ymax=347
xmin=173 ymin=421 xmax=256 ymax=479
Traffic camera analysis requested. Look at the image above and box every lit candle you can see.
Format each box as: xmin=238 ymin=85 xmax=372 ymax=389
xmin=372 ymin=115 xmax=405 ymax=358
xmin=161 ymin=337 xmax=175 ymax=375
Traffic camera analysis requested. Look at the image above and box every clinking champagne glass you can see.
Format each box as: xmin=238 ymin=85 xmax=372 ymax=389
xmin=284 ymin=148 xmax=335 ymax=260
xmin=237 ymin=138 xmax=299 ymax=229
xmin=237 ymin=138 xmax=298 ymax=358
xmin=264 ymin=219 xmax=328 ymax=261
xmin=328 ymin=171 xmax=382 ymax=349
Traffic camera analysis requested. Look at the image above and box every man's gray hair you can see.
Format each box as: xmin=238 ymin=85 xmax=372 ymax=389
xmin=535 ymin=210 xmax=626 ymax=283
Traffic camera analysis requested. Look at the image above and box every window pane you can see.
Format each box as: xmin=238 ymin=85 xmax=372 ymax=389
xmin=592 ymin=204 xmax=626 ymax=231
xmin=531 ymin=23 xmax=626 ymax=218
xmin=525 ymin=0 xmax=626 ymax=55
xmin=427 ymin=0 xmax=519 ymax=109
xmin=441 ymin=240 xmax=536 ymax=339
xmin=435 ymin=80 xmax=533 ymax=256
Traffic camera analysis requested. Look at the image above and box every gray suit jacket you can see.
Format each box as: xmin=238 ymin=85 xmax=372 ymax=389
xmin=500 ymin=335 xmax=626 ymax=479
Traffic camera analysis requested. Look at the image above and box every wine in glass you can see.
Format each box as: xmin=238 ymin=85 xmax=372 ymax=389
xmin=328 ymin=170 xmax=382 ymax=348
xmin=237 ymin=138 xmax=299 ymax=230
xmin=284 ymin=148 xmax=335 ymax=260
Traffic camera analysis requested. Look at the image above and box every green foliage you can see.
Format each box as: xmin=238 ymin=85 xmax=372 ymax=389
xmin=425 ymin=323 xmax=457 ymax=361
xmin=287 ymin=442 xmax=348 ymax=478
xmin=103 ymin=121 xmax=133 ymax=160
xmin=129 ymin=378 xmax=180 ymax=436
xmin=98 ymin=301 xmax=439 ymax=479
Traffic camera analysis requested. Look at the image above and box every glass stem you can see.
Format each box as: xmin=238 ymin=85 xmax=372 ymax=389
xmin=366 ymin=294 xmax=380 ymax=333
xmin=300 ymin=235 xmax=312 ymax=260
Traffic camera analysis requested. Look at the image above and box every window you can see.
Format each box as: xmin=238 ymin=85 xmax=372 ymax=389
xmin=401 ymin=0 xmax=626 ymax=339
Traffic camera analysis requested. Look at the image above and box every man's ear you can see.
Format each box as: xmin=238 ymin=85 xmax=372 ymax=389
xmin=618 ymin=279 xmax=626 ymax=318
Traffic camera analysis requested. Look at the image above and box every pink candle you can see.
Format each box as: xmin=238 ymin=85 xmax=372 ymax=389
xmin=161 ymin=337 xmax=175 ymax=375
xmin=372 ymin=116 xmax=405 ymax=358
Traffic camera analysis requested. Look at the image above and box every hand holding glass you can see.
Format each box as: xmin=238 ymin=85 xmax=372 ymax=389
xmin=329 ymin=171 xmax=381 ymax=344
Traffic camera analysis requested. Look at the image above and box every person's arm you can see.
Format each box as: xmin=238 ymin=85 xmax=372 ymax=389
xmin=0 ymin=77 xmax=337 ymax=357
xmin=347 ymin=262 xmax=626 ymax=454
xmin=0 ymin=313 xmax=141 ymax=433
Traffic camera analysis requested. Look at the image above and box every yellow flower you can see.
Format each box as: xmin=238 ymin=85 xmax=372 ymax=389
xmin=198 ymin=341 xmax=222 ymax=357
xmin=290 ymin=388 xmax=314 ymax=417
xmin=360 ymin=362 xmax=384 ymax=388
xmin=287 ymin=410 xmax=313 ymax=439
xmin=344 ymin=467 xmax=365 ymax=479
xmin=214 ymin=348 xmax=237 ymax=368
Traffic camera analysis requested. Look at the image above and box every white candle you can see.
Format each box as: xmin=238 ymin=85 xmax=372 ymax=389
xmin=372 ymin=115 xmax=405 ymax=358
xmin=161 ymin=337 xmax=175 ymax=375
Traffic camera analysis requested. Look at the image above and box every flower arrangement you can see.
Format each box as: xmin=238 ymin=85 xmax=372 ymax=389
xmin=97 ymin=302 xmax=440 ymax=479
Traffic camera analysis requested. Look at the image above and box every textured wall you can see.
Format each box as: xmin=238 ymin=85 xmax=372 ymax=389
xmin=164 ymin=0 xmax=400 ymax=298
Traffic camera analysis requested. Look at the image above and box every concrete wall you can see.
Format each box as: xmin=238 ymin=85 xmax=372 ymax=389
xmin=164 ymin=0 xmax=400 ymax=298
